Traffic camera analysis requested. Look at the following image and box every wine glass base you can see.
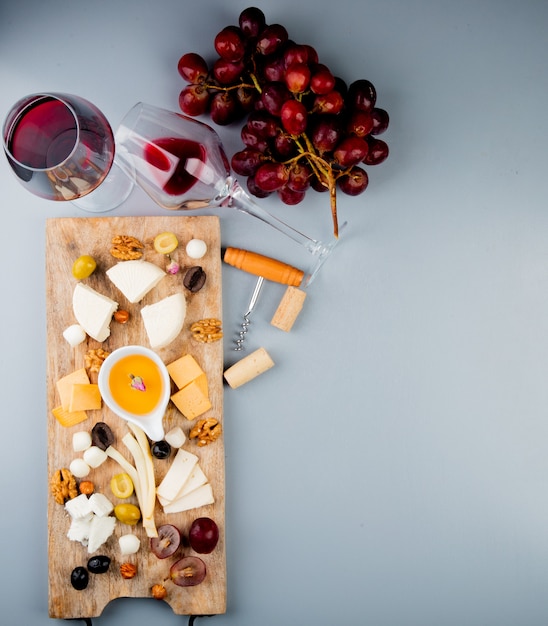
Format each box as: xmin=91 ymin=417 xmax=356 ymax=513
xmin=304 ymin=221 xmax=348 ymax=287
xmin=72 ymin=159 xmax=134 ymax=213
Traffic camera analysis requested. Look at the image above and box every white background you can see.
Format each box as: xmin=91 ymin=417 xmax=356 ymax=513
xmin=2 ymin=1 xmax=548 ymax=625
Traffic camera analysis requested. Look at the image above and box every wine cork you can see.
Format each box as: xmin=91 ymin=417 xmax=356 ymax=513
xmin=223 ymin=347 xmax=275 ymax=389
xmin=270 ymin=286 xmax=307 ymax=332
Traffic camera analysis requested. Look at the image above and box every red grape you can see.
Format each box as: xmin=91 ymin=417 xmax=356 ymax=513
xmin=347 ymin=110 xmax=374 ymax=137
xmin=280 ymin=99 xmax=307 ymax=135
xmin=283 ymin=43 xmax=312 ymax=67
xmin=371 ymin=108 xmax=390 ymax=135
xmin=150 ymin=524 xmax=181 ymax=559
xmin=334 ymin=136 xmax=369 ymax=167
xmin=170 ymin=556 xmax=206 ymax=587
xmin=347 ymin=79 xmax=377 ymax=112
xmin=260 ymin=82 xmax=291 ymax=116
xmin=278 ymin=185 xmax=306 ymax=205
xmin=215 ymin=26 xmax=245 ymax=62
xmin=364 ymin=137 xmax=389 ymax=165
xmin=209 ymin=91 xmax=238 ymax=125
xmin=179 ymin=85 xmax=210 ymax=116
xmin=177 ymin=53 xmax=208 ymax=83
xmin=261 ymin=54 xmax=286 ymax=82
xmin=255 ymin=162 xmax=289 ymax=191
xmin=213 ymin=58 xmax=245 ymax=85
xmin=310 ymin=64 xmax=336 ymax=95
xmin=241 ymin=124 xmax=269 ymax=152
xmin=247 ymin=174 xmax=272 ymax=198
xmin=239 ymin=6 xmax=266 ymax=38
xmin=338 ymin=166 xmax=369 ymax=195
xmin=188 ymin=517 xmax=220 ymax=554
xmin=310 ymin=116 xmax=342 ymax=153
xmin=313 ymin=90 xmax=344 ymax=114
xmin=287 ymin=161 xmax=312 ymax=191
xmin=246 ymin=111 xmax=278 ymax=138
xmin=284 ymin=63 xmax=311 ymax=93
xmin=256 ymin=24 xmax=289 ymax=56
xmin=231 ymin=148 xmax=264 ymax=175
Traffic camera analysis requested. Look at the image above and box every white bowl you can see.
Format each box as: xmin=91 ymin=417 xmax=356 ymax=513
xmin=98 ymin=345 xmax=170 ymax=441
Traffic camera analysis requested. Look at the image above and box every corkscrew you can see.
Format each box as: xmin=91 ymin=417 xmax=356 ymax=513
xmin=223 ymin=247 xmax=305 ymax=351
xmin=234 ymin=275 xmax=265 ymax=351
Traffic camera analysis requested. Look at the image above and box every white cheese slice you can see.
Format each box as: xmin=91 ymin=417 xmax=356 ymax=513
xmin=72 ymin=283 xmax=118 ymax=342
xmin=87 ymin=515 xmax=116 ymax=553
xmin=106 ymin=260 xmax=166 ymax=303
xmin=141 ymin=292 xmax=187 ymax=349
xmin=157 ymin=463 xmax=208 ymax=507
xmin=162 ymin=483 xmax=214 ymax=514
xmin=156 ymin=448 xmax=198 ymax=503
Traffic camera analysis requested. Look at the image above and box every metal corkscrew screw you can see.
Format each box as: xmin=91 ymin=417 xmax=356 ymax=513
xmin=234 ymin=276 xmax=265 ymax=351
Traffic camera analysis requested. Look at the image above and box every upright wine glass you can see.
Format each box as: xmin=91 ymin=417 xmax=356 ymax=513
xmin=2 ymin=92 xmax=133 ymax=212
xmin=115 ymin=102 xmax=344 ymax=283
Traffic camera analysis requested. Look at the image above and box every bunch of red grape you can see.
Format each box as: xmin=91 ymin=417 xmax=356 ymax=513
xmin=177 ymin=6 xmax=389 ymax=237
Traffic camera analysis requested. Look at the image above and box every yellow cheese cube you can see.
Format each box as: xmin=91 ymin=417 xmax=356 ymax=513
xmin=167 ymin=354 xmax=206 ymax=390
xmin=171 ymin=380 xmax=212 ymax=420
xmin=69 ymin=383 xmax=102 ymax=412
xmin=52 ymin=405 xmax=88 ymax=427
xmin=56 ymin=368 xmax=90 ymax=410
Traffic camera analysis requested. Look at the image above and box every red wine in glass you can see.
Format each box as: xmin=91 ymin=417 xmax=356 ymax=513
xmin=3 ymin=93 xmax=132 ymax=210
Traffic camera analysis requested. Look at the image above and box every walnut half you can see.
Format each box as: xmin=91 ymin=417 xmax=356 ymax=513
xmin=189 ymin=417 xmax=222 ymax=446
xmin=50 ymin=468 xmax=78 ymax=505
xmin=110 ymin=235 xmax=144 ymax=260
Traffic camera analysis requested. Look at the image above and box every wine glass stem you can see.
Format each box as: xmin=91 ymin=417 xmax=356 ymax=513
xmin=225 ymin=179 xmax=330 ymax=258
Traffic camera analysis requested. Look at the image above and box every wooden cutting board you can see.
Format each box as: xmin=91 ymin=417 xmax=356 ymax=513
xmin=45 ymin=216 xmax=225 ymax=619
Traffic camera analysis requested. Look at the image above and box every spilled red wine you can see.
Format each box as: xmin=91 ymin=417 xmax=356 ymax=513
xmin=143 ymin=137 xmax=206 ymax=196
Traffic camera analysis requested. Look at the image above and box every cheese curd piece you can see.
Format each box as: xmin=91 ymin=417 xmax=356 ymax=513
xmin=119 ymin=534 xmax=141 ymax=555
xmin=164 ymin=426 xmax=186 ymax=449
xmin=83 ymin=446 xmax=108 ymax=469
xmin=72 ymin=431 xmax=92 ymax=452
xmin=69 ymin=458 xmax=91 ymax=478
xmin=88 ymin=492 xmax=114 ymax=517
xmin=141 ymin=292 xmax=187 ymax=349
xmin=186 ymin=238 xmax=207 ymax=259
xmin=106 ymin=260 xmax=166 ymax=303
xmin=72 ymin=283 xmax=118 ymax=342
xmin=62 ymin=324 xmax=87 ymax=347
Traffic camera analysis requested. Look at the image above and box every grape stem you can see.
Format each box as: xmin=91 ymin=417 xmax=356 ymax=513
xmin=286 ymin=135 xmax=340 ymax=238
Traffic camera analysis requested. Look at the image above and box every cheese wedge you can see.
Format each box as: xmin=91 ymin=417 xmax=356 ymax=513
xmin=163 ymin=483 xmax=214 ymax=514
xmin=106 ymin=260 xmax=166 ymax=303
xmin=72 ymin=283 xmax=118 ymax=342
xmin=56 ymin=368 xmax=90 ymax=411
xmin=157 ymin=463 xmax=208 ymax=507
xmin=171 ymin=379 xmax=211 ymax=419
xmin=69 ymin=383 xmax=101 ymax=412
xmin=156 ymin=448 xmax=198 ymax=503
xmin=167 ymin=354 xmax=206 ymax=390
xmin=141 ymin=292 xmax=186 ymax=349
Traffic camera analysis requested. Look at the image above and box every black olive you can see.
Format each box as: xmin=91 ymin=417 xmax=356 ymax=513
xmin=87 ymin=555 xmax=111 ymax=574
xmin=91 ymin=422 xmax=115 ymax=450
xmin=151 ymin=440 xmax=172 ymax=459
xmin=70 ymin=566 xmax=89 ymax=590
xmin=183 ymin=266 xmax=206 ymax=293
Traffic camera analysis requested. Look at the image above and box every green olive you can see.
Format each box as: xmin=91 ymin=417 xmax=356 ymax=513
xmin=114 ymin=503 xmax=141 ymax=525
xmin=72 ymin=255 xmax=97 ymax=280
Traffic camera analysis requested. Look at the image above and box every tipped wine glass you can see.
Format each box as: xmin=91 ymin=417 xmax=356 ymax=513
xmin=115 ymin=102 xmax=344 ymax=284
xmin=2 ymin=92 xmax=133 ymax=212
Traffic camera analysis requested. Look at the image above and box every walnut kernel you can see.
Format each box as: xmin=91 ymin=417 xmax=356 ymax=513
xmin=84 ymin=348 xmax=110 ymax=374
xmin=50 ymin=468 xmax=78 ymax=504
xmin=189 ymin=417 xmax=222 ymax=446
xmin=110 ymin=235 xmax=144 ymax=260
xmin=190 ymin=318 xmax=223 ymax=343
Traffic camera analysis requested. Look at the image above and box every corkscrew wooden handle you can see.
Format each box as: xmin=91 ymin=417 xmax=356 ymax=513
xmin=223 ymin=247 xmax=304 ymax=287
